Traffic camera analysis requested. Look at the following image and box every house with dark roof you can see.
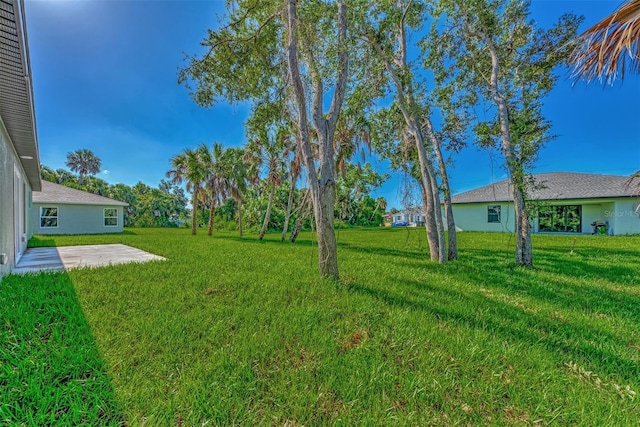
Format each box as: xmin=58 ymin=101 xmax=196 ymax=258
xmin=0 ymin=0 xmax=40 ymax=277
xmin=32 ymin=181 xmax=128 ymax=235
xmin=450 ymin=172 xmax=640 ymax=235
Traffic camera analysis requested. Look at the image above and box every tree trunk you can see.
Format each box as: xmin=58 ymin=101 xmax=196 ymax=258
xmin=259 ymin=183 xmax=275 ymax=240
xmin=207 ymin=190 xmax=216 ymax=236
xmin=424 ymin=119 xmax=458 ymax=260
xmin=483 ymin=32 xmax=532 ymax=266
xmin=290 ymin=215 xmax=305 ymax=243
xmin=367 ymin=33 xmax=445 ymax=263
xmin=237 ymin=197 xmax=243 ymax=237
xmin=513 ymin=185 xmax=532 ymax=264
xmin=414 ymin=132 xmax=446 ymax=262
xmin=190 ymin=189 xmax=198 ymax=235
xmin=290 ymin=189 xmax=311 ymax=243
xmin=286 ymin=0 xmax=347 ymax=279
xmin=207 ymin=202 xmax=216 ymax=236
xmin=281 ymin=179 xmax=297 ymax=242
xmin=315 ymin=173 xmax=338 ymax=276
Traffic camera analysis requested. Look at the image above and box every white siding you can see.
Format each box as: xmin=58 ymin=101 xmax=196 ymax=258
xmin=32 ymin=204 xmax=124 ymax=235
xmin=0 ymin=119 xmax=32 ymax=277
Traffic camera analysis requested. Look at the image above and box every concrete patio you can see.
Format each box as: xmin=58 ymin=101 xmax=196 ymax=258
xmin=13 ymin=244 xmax=165 ymax=274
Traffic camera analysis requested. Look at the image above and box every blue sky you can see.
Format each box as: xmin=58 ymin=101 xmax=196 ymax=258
xmin=27 ymin=0 xmax=639 ymax=209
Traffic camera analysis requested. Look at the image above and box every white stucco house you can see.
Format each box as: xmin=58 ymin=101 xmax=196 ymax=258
xmin=32 ymin=181 xmax=128 ymax=235
xmin=389 ymin=206 xmax=426 ymax=226
xmin=451 ymin=172 xmax=640 ymax=235
xmin=0 ymin=0 xmax=40 ymax=278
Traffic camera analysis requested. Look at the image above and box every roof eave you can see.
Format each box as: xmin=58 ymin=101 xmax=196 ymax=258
xmin=1 ymin=0 xmax=41 ymax=191
xmin=33 ymin=201 xmax=129 ymax=207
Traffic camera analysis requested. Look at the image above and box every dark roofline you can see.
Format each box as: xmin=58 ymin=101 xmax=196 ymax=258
xmin=33 ymin=181 xmax=128 ymax=206
xmin=450 ymin=172 xmax=640 ymax=204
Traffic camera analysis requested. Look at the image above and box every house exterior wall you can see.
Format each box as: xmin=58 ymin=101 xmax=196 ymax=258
xmin=0 ymin=119 xmax=32 ymax=277
xmin=610 ymin=199 xmax=640 ymax=235
xmin=31 ymin=203 xmax=124 ymax=235
xmin=581 ymin=203 xmax=606 ymax=233
xmin=452 ymin=203 xmax=516 ymax=232
xmin=452 ymin=198 xmax=640 ymax=235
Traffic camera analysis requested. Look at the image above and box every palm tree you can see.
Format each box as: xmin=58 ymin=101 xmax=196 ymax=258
xmin=65 ymin=149 xmax=102 ymax=185
xmin=244 ymin=136 xmax=285 ymax=241
xmin=203 ymin=143 xmax=231 ymax=236
xmin=281 ymin=142 xmax=303 ymax=242
xmin=166 ymin=145 xmax=209 ymax=235
xmin=570 ymin=0 xmax=640 ymax=83
xmin=222 ymin=147 xmax=249 ymax=236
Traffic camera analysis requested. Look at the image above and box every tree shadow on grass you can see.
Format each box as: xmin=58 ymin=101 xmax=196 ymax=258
xmin=532 ymin=247 xmax=639 ymax=284
xmin=0 ymin=271 xmax=125 ymax=425
xmin=347 ymin=274 xmax=639 ymax=383
xmin=340 ymin=236 xmax=639 ymax=310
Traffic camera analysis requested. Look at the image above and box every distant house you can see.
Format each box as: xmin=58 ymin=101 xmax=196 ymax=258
xmin=389 ymin=207 xmax=426 ymax=227
xmin=0 ymin=0 xmax=41 ymax=278
xmin=451 ymin=172 xmax=640 ymax=235
xmin=32 ymin=182 xmax=128 ymax=235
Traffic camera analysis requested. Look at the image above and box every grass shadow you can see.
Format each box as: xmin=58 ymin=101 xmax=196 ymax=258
xmin=0 ymin=271 xmax=125 ymax=425
xmin=347 ymin=274 xmax=639 ymax=382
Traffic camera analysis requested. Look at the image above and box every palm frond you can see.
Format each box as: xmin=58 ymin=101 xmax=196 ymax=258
xmin=570 ymin=0 xmax=640 ymax=84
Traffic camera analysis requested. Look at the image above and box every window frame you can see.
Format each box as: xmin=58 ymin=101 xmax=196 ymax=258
xmin=104 ymin=208 xmax=118 ymax=227
xmin=538 ymin=205 xmax=582 ymax=233
xmin=487 ymin=205 xmax=501 ymax=223
xmin=40 ymin=206 xmax=59 ymax=228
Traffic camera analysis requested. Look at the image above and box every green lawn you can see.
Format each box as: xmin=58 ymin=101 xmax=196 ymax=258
xmin=1 ymin=228 xmax=639 ymax=425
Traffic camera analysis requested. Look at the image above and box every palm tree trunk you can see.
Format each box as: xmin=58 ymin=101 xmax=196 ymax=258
xmin=190 ymin=191 xmax=198 ymax=235
xmin=237 ymin=197 xmax=243 ymax=237
xmin=290 ymin=190 xmax=311 ymax=243
xmin=207 ymin=200 xmax=216 ymax=236
xmin=281 ymin=180 xmax=297 ymax=242
xmin=258 ymin=183 xmax=276 ymax=240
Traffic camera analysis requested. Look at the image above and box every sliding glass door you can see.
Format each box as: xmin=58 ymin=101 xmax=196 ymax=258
xmin=538 ymin=205 xmax=582 ymax=233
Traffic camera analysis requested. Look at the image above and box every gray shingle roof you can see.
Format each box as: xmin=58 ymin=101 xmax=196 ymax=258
xmin=1 ymin=0 xmax=41 ymax=190
xmin=451 ymin=172 xmax=639 ymax=204
xmin=33 ymin=181 xmax=128 ymax=206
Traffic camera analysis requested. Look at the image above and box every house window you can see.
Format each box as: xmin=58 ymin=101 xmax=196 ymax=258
xmin=538 ymin=205 xmax=582 ymax=233
xmin=40 ymin=207 xmax=58 ymax=228
xmin=488 ymin=205 xmax=501 ymax=223
xmin=104 ymin=208 xmax=118 ymax=227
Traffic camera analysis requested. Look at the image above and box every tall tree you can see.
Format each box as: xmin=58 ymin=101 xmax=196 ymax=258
xmin=244 ymin=99 xmax=290 ymax=241
xmin=362 ymin=1 xmax=447 ymax=262
xmin=281 ymin=143 xmax=303 ymax=242
xmin=428 ymin=0 xmax=581 ymax=266
xmin=223 ymin=147 xmax=249 ymax=236
xmin=203 ymin=142 xmax=231 ymax=236
xmin=286 ymin=0 xmax=350 ymax=278
xmin=65 ymin=149 xmax=101 ymax=185
xmin=166 ymin=145 xmax=209 ymax=235
xmin=180 ymin=0 xmax=353 ymax=278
